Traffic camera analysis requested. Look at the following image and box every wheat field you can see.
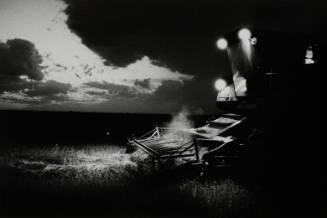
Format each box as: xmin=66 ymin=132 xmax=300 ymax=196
xmin=0 ymin=145 xmax=260 ymax=218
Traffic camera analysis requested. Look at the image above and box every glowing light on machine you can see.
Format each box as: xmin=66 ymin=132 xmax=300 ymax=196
xmin=250 ymin=37 xmax=257 ymax=45
xmin=215 ymin=27 xmax=254 ymax=102
xmin=238 ymin=28 xmax=251 ymax=41
xmin=238 ymin=28 xmax=253 ymax=63
xmin=214 ymin=79 xmax=227 ymax=91
xmin=216 ymin=38 xmax=228 ymax=50
xmin=305 ymin=46 xmax=315 ymax=64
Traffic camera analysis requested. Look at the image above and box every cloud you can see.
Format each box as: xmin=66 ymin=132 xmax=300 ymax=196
xmin=149 ymin=80 xmax=183 ymax=101
xmin=24 ymin=80 xmax=72 ymax=97
xmin=134 ymin=78 xmax=151 ymax=90
xmin=0 ymin=39 xmax=43 ymax=88
xmin=0 ymin=38 xmax=74 ymax=105
xmin=84 ymin=81 xmax=137 ymax=98
xmin=0 ymin=80 xmax=72 ymax=105
xmin=85 ymin=90 xmax=106 ymax=96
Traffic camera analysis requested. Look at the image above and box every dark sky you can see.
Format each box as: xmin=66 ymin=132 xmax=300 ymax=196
xmin=63 ymin=0 xmax=325 ymax=67
xmin=0 ymin=0 xmax=326 ymax=114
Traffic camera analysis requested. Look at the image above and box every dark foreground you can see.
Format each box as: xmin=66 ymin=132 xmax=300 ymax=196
xmin=0 ymin=111 xmax=325 ymax=218
xmin=0 ymin=145 xmax=261 ymax=218
xmin=0 ymin=144 xmax=324 ymax=218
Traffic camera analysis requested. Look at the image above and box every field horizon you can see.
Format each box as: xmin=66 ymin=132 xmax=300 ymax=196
xmin=0 ymin=110 xmax=215 ymax=147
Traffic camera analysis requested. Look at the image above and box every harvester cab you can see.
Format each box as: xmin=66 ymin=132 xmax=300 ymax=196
xmin=215 ymin=27 xmax=319 ymax=112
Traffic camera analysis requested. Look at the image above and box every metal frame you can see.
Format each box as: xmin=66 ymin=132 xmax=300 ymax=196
xmin=128 ymin=127 xmax=200 ymax=164
xmin=128 ymin=114 xmax=247 ymax=168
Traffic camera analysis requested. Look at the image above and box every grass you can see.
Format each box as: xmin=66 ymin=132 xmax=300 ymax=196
xmin=0 ymin=145 xmax=260 ymax=218
xmin=179 ymin=179 xmax=258 ymax=218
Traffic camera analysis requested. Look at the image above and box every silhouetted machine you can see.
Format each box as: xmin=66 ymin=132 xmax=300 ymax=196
xmin=201 ymin=27 xmax=323 ymax=168
xmin=130 ymin=27 xmax=323 ymax=171
xmin=130 ymin=27 xmax=324 ymax=217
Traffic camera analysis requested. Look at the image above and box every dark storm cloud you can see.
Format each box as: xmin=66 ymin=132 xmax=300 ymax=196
xmin=24 ymin=80 xmax=72 ymax=97
xmin=0 ymin=39 xmax=43 ymax=92
xmin=0 ymin=79 xmax=72 ymax=104
xmin=0 ymin=39 xmax=44 ymax=95
xmin=63 ymin=0 xmax=326 ymax=74
xmin=63 ymin=0 xmax=248 ymax=75
xmin=0 ymin=39 xmax=73 ymax=103
xmin=86 ymin=90 xmax=107 ymax=96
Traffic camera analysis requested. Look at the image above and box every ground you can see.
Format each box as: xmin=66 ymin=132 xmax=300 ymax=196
xmin=0 ymin=144 xmax=259 ymax=218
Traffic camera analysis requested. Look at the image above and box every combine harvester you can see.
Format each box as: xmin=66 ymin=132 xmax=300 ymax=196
xmin=129 ymin=27 xmax=322 ymax=170
xmin=128 ymin=113 xmax=251 ymax=168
